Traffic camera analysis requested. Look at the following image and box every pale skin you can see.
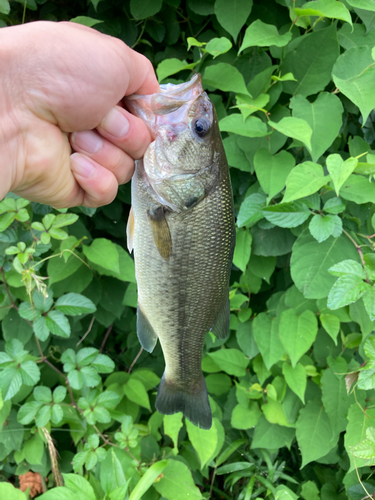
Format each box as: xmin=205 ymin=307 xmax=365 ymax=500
xmin=0 ymin=21 xmax=160 ymax=208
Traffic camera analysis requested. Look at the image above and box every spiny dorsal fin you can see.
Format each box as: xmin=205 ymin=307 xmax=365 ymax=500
xmin=147 ymin=206 xmax=172 ymax=260
xmin=126 ymin=206 xmax=135 ymax=254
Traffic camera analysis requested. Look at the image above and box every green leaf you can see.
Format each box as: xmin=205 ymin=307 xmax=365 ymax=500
xmin=18 ymin=401 xmax=43 ymax=424
xmin=290 ymin=93 xmax=343 ymax=162
xmin=339 ymin=174 xmax=375 ymax=204
xmin=45 ymin=310 xmax=71 ymax=338
xmin=207 ymin=348 xmax=249 ymax=377
xmin=186 ymin=418 xmax=218 ymax=468
xmin=231 ymin=402 xmax=261 ymax=430
xmin=239 ymin=20 xmax=292 ymax=52
xmin=214 ymin=0 xmax=253 ymax=42
xmin=33 ymin=316 xmax=50 ymax=342
xmin=55 ymin=293 xmax=96 ymax=316
xmin=129 ymin=460 xmax=168 ymax=500
xmin=283 ymin=162 xmax=329 ymax=204
xmin=35 ymin=405 xmax=52 ymax=427
xmin=300 ymin=482 xmax=320 ymax=500
xmin=333 ymin=45 xmax=375 ymax=123
xmin=124 ymin=379 xmax=151 ymax=410
xmin=20 ymin=360 xmax=40 ymax=386
xmin=345 ymin=404 xmax=375 ymax=471
xmin=34 ymin=386 xmax=52 ymax=403
xmin=233 ymin=229 xmax=251 ymax=272
xmin=235 ymin=93 xmax=270 ymax=120
xmin=219 ymin=114 xmax=268 ymax=137
xmin=205 ymin=37 xmax=232 ymax=58
xmin=130 ymin=0 xmax=162 ymax=20
xmin=253 ymin=313 xmax=285 ymax=370
xmin=70 ymin=16 xmax=103 ymax=27
xmin=294 ymin=0 xmax=352 ymax=26
xmin=237 ymin=193 xmax=266 ymax=227
xmin=251 ymin=415 xmax=295 ymax=450
xmin=48 ymin=253 xmax=83 ymax=285
xmin=363 ymin=287 xmax=375 ymax=321
xmin=296 ymin=399 xmax=335 ymax=468
xmin=0 ymin=483 xmax=27 ymax=500
xmin=38 ymin=488 xmax=75 ymax=500
xmin=282 ymin=363 xmax=307 ymax=403
xmin=153 ymin=459 xmax=202 ymax=500
xmin=0 ymin=368 xmax=22 ymax=401
xmin=309 ymin=214 xmax=341 ymax=243
xmin=262 ymin=201 xmax=311 ymax=228
xmin=156 ymin=59 xmax=197 ymax=82
xmin=0 ymin=0 xmax=10 ymax=15
xmin=204 ymin=62 xmax=251 ymax=95
xmin=83 ymin=238 xmax=120 ymax=275
xmin=24 ymin=433 xmax=44 ymax=465
xmin=0 ymin=212 xmax=16 ymax=231
xmin=163 ymin=413 xmax=183 ymax=454
xmin=279 ymin=309 xmax=318 ymax=367
xmin=291 ymin=231 xmax=359 ymax=299
xmin=281 ymin=23 xmax=339 ymax=97
xmin=320 ymin=313 xmax=340 ymax=345
xmin=329 ymin=259 xmax=366 ymax=278
xmin=254 ymin=149 xmax=295 ymax=204
xmin=327 ymin=275 xmax=369 ymax=309
xmin=100 ymin=448 xmax=127 ymax=495
xmin=326 ymin=154 xmax=358 ymax=196
xmin=269 ymin=117 xmax=312 ymax=153
xmin=52 ymin=213 xmax=79 ymax=228
xmin=62 ymin=473 xmax=96 ymax=500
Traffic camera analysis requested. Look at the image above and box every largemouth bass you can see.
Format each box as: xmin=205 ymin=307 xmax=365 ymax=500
xmin=125 ymin=74 xmax=235 ymax=429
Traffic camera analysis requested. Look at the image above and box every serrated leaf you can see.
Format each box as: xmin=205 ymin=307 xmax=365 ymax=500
xmin=237 ymin=193 xmax=266 ymax=227
xmin=45 ymin=310 xmax=71 ymax=338
xmin=262 ymin=201 xmax=311 ymax=228
xmin=55 ymin=293 xmax=96 ymax=316
xmin=328 ymin=275 xmax=370 ymax=309
xmin=309 ymin=214 xmax=339 ymax=243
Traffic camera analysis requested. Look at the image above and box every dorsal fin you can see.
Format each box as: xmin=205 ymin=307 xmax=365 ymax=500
xmin=147 ymin=206 xmax=172 ymax=260
xmin=126 ymin=206 xmax=135 ymax=254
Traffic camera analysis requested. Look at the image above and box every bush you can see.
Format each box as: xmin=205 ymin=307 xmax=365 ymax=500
xmin=1 ymin=0 xmax=375 ymax=499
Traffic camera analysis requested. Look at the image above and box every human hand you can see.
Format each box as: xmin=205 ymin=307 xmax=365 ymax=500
xmin=0 ymin=21 xmax=159 ymax=208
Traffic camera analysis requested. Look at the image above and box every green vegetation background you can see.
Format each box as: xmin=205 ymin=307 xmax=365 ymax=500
xmin=1 ymin=0 xmax=375 ymax=499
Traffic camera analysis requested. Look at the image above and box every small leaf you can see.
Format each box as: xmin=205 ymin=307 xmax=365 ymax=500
xmin=45 ymin=311 xmax=71 ymax=338
xmin=279 ymin=309 xmax=318 ymax=367
xmin=124 ymin=379 xmax=151 ymax=410
xmin=269 ymin=117 xmax=312 ymax=153
xmin=326 ymin=154 xmax=358 ymax=196
xmin=129 ymin=460 xmax=168 ymax=500
xmin=239 ymin=19 xmax=292 ymax=52
xmin=55 ymin=293 xmax=96 ymax=316
xmin=219 ymin=114 xmax=268 ymax=137
xmin=328 ymin=275 xmax=369 ymax=309
xmin=204 ymin=63 xmax=250 ymax=95
xmin=283 ymin=162 xmax=330 ymax=204
xmin=282 ymin=363 xmax=307 ymax=403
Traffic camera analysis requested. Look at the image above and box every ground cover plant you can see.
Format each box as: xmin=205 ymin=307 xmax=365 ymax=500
xmin=1 ymin=0 xmax=375 ymax=498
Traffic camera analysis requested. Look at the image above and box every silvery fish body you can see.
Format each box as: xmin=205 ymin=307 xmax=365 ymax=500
xmin=125 ymin=74 xmax=235 ymax=429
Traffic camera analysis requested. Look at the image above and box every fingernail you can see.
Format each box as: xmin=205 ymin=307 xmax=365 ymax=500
xmin=71 ymin=153 xmax=95 ymax=178
xmin=101 ymin=107 xmax=129 ymax=138
xmin=71 ymin=130 xmax=103 ymax=154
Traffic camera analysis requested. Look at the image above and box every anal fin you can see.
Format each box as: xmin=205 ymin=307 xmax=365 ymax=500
xmin=210 ymin=296 xmax=230 ymax=340
xmin=137 ymin=305 xmax=158 ymax=353
xmin=147 ymin=206 xmax=172 ymax=260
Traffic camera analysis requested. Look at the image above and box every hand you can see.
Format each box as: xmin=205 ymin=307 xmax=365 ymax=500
xmin=0 ymin=21 xmax=159 ymax=208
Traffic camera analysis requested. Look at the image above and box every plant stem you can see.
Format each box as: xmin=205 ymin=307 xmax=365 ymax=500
xmin=343 ymin=230 xmax=370 ymax=283
xmin=128 ymin=347 xmax=144 ymax=373
xmin=99 ymin=324 xmax=113 ymax=353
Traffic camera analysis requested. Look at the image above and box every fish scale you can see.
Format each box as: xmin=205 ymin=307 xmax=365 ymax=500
xmin=126 ymin=74 xmax=235 ymax=429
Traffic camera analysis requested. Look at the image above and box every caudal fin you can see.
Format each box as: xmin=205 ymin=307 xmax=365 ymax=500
xmin=155 ymin=374 xmax=212 ymax=430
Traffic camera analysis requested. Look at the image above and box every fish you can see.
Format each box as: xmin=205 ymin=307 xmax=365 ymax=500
xmin=125 ymin=74 xmax=235 ymax=429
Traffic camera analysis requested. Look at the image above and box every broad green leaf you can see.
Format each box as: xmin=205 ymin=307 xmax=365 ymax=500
xmin=70 ymin=16 xmax=103 ymax=27
xmin=24 ymin=433 xmax=44 ymax=465
xmin=339 ymin=174 xmax=375 ymax=204
xmin=276 ymin=485 xmax=299 ymax=500
xmin=219 ymin=114 xmax=268 ymax=137
xmin=269 ymin=118 xmax=312 ymax=153
xmin=38 ymin=488 xmax=75 ymax=500
xmin=17 ymin=401 xmax=43 ymax=424
xmin=333 ymin=45 xmax=375 ymax=123
xmin=329 ymin=259 xmax=366 ymax=278
xmin=216 ymin=462 xmax=252 ymax=474
xmin=262 ymin=201 xmax=311 ymax=228
xmin=89 ymin=243 xmax=135 ymax=283
xmin=83 ymin=238 xmax=120 ymax=275
xmin=214 ymin=0 xmax=253 ymax=42
xmin=237 ymin=193 xmax=266 ymax=227
xmin=363 ymin=287 xmax=375 ymax=321
xmin=34 ymin=386 xmax=52 ymax=403
xmin=129 ymin=460 xmax=168 ymax=500
xmin=207 ymin=348 xmax=249 ymax=377
xmin=52 ymin=213 xmax=79 ymax=228
xmin=100 ymin=448 xmax=126 ymax=495
xmin=251 ymin=415 xmax=295 ymax=450
xmin=291 ymin=231 xmax=360 ymax=299
xmin=235 ymin=93 xmax=270 ymax=120
xmin=153 ymin=459 xmax=202 ymax=500
xmin=223 ymin=136 xmax=252 ymax=172
xmin=239 ymin=20 xmax=292 ymax=52
xmin=186 ymin=418 xmax=218 ymax=469
xmin=296 ymin=399 xmax=335 ymax=467
xmin=205 ymin=37 xmax=232 ymax=58
xmin=347 ymin=0 xmax=375 ymax=10
xmin=35 ymin=405 xmax=52 ymax=427
xmin=0 ymin=0 xmax=10 ymax=15
xmin=321 ymin=366 xmax=355 ymax=437
xmin=309 ymin=214 xmax=341 ymax=243
xmin=48 ymin=254 xmax=83 ymax=285
xmin=281 ymin=24 xmax=339 ymax=97
xmin=254 ymin=149 xmax=295 ymax=204
xmin=231 ymin=402 xmax=261 ymax=430
xmin=283 ymin=162 xmax=329 ymax=203
xmin=326 ymin=154 xmax=358 ymax=196
xmin=163 ymin=413 xmax=183 ymax=454
xmin=2 ymin=309 xmax=33 ymax=344
xmin=124 ymin=379 xmax=151 ymax=410
xmin=20 ymin=361 xmax=40 ymax=386
xmin=294 ymin=0 xmax=352 ymax=26
xmin=282 ymin=363 xmax=307 ymax=403
xmin=233 ymin=229 xmax=251 ymax=272
xmin=0 ymin=483 xmax=27 ymax=500
xmin=345 ymin=404 xmax=375 ymax=471
xmin=156 ymin=59 xmax=196 ymax=82
xmin=290 ymin=93 xmax=343 ymax=162
xmin=130 ymin=0 xmax=162 ymax=19
xmin=204 ymin=63 xmax=250 ymax=95
xmin=300 ymin=482 xmax=320 ymax=500
xmin=327 ymin=275 xmax=369 ymax=309
xmin=320 ymin=314 xmax=340 ymax=345
xmin=62 ymin=473 xmax=96 ymax=500
xmin=0 ymin=368 xmax=22 ymax=401
xmin=253 ymin=313 xmax=285 ymax=370
xmin=279 ymin=309 xmax=318 ymax=367
xmin=55 ymin=293 xmax=96 ymax=316
xmin=45 ymin=310 xmax=71 ymax=338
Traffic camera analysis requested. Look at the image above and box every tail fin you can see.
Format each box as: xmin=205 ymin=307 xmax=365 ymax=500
xmin=155 ymin=374 xmax=212 ymax=430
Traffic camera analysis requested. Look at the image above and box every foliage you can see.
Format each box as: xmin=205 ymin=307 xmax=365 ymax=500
xmin=1 ymin=0 xmax=375 ymax=499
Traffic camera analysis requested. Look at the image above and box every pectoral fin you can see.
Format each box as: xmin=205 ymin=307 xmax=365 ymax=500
xmin=210 ymin=297 xmax=230 ymax=340
xmin=137 ymin=305 xmax=158 ymax=352
xmin=126 ymin=206 xmax=135 ymax=254
xmin=147 ymin=206 xmax=172 ymax=260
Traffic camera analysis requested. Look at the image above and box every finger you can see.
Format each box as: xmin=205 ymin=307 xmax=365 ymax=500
xmin=70 ymin=153 xmax=119 ymax=208
xmin=70 ymin=129 xmax=135 ymax=184
xmin=96 ymin=105 xmax=153 ymax=159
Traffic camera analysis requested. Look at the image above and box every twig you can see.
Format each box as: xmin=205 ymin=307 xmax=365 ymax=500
xmin=76 ymin=316 xmax=95 ymax=346
xmin=0 ymin=267 xmax=16 ymax=307
xmin=128 ymin=347 xmax=144 ymax=374
xmin=209 ymin=467 xmax=217 ymax=498
xmin=343 ymin=230 xmax=370 ymax=283
xmin=99 ymin=324 xmax=113 ymax=353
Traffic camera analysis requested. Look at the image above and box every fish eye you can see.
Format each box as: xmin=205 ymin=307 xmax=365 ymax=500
xmin=193 ymin=118 xmax=210 ymax=138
